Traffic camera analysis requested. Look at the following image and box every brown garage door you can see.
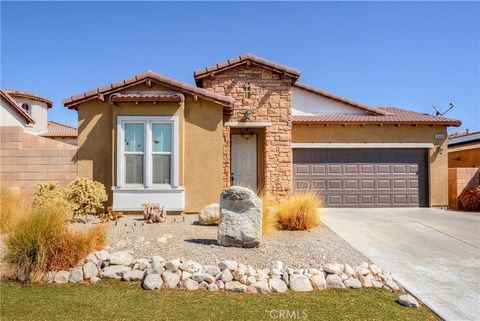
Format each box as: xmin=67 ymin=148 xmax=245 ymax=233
xmin=293 ymin=148 xmax=428 ymax=207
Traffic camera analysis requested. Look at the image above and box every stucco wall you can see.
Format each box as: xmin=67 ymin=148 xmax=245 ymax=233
xmin=17 ymin=98 xmax=49 ymax=135
xmin=292 ymin=124 xmax=449 ymax=207
xmin=0 ymin=99 xmax=28 ymax=128
xmin=76 ymin=83 xmax=223 ymax=212
xmin=292 ymin=87 xmax=367 ymax=116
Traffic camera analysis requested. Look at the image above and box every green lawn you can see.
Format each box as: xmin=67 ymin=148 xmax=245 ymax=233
xmin=1 ymin=281 xmax=437 ymax=321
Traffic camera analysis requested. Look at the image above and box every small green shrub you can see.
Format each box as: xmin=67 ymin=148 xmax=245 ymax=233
xmin=32 ymin=181 xmax=70 ymax=211
xmin=275 ymin=191 xmax=321 ymax=231
xmin=4 ymin=204 xmax=106 ymax=282
xmin=67 ymin=177 xmax=108 ymax=219
xmin=0 ymin=187 xmax=29 ymax=234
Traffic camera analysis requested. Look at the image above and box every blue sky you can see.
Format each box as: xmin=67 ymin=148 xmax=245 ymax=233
xmin=1 ymin=1 xmax=479 ymax=133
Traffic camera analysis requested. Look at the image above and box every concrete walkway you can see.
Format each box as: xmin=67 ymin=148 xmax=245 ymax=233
xmin=322 ymin=208 xmax=480 ymax=321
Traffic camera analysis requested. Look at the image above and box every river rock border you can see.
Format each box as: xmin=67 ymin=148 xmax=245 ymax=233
xmin=40 ymin=250 xmax=402 ymax=293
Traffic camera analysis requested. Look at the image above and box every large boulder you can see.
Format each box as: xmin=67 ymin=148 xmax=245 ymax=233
xmin=217 ymin=187 xmax=262 ymax=248
xmin=198 ymin=203 xmax=220 ymax=225
xmin=289 ymin=274 xmax=313 ymax=292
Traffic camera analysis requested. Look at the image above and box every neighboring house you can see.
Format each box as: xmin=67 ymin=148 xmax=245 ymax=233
xmin=448 ymin=130 xmax=480 ymax=168
xmin=41 ymin=121 xmax=78 ymax=146
xmin=0 ymin=89 xmax=78 ymax=145
xmin=0 ymin=89 xmax=78 ymax=196
xmin=63 ymin=54 xmax=460 ymax=212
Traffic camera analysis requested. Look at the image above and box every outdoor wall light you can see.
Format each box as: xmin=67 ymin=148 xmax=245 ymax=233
xmin=437 ymin=145 xmax=444 ymax=154
xmin=241 ymin=129 xmax=254 ymax=140
xmin=244 ymin=109 xmax=253 ymax=119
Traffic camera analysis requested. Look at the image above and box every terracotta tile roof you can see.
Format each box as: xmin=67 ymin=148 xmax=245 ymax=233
xmin=41 ymin=121 xmax=78 ymax=137
xmin=109 ymin=93 xmax=183 ymax=103
xmin=63 ymin=70 xmax=235 ymax=111
xmin=194 ymin=53 xmax=301 ymax=85
xmin=5 ymin=89 xmax=53 ymax=108
xmin=294 ymin=82 xmax=389 ymax=116
xmin=0 ymin=89 xmax=35 ymax=124
xmin=292 ymin=107 xmax=461 ymax=126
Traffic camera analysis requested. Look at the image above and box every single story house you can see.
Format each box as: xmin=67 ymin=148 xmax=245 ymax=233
xmin=63 ymin=54 xmax=460 ymax=212
xmin=448 ymin=130 xmax=480 ymax=168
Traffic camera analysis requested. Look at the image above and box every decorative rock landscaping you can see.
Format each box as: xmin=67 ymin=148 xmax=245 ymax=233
xmin=217 ymin=187 xmax=262 ymax=248
xmin=39 ymin=249 xmax=403 ymax=294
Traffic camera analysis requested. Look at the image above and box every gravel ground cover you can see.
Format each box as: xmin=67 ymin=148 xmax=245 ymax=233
xmin=75 ymin=215 xmax=370 ymax=268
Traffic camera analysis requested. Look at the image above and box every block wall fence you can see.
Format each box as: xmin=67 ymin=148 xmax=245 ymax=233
xmin=0 ymin=126 xmax=77 ymax=197
xmin=448 ymin=167 xmax=480 ymax=209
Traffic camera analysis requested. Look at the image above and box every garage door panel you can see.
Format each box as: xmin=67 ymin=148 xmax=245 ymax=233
xmin=361 ymin=195 xmax=375 ymax=205
xmin=345 ymin=180 xmax=358 ymax=189
xmin=293 ymin=148 xmax=428 ymax=207
xmin=312 ymin=165 xmax=326 ymax=174
xmin=313 ymin=180 xmax=326 ymax=190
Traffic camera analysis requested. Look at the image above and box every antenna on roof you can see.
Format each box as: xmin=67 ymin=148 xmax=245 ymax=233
xmin=432 ymin=102 xmax=455 ymax=117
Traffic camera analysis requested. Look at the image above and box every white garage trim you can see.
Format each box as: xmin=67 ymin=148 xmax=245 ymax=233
xmin=291 ymin=143 xmax=434 ymax=149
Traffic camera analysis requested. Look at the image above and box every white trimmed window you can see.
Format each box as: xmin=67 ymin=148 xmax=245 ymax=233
xmin=117 ymin=116 xmax=179 ymax=189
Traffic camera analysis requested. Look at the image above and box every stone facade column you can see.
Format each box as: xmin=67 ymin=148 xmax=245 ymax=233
xmin=201 ymin=65 xmax=294 ymax=199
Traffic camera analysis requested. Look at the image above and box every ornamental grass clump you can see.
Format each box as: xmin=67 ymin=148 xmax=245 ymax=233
xmin=4 ymin=205 xmax=106 ymax=282
xmin=67 ymin=177 xmax=108 ymax=219
xmin=275 ymin=191 xmax=321 ymax=231
xmin=259 ymin=194 xmax=278 ymax=236
xmin=0 ymin=187 xmax=29 ymax=234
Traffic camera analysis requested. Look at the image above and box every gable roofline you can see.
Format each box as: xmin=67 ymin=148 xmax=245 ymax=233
xmin=294 ymin=82 xmax=389 ymax=116
xmin=5 ymin=89 xmax=53 ymax=108
xmin=0 ymin=89 xmax=36 ymax=125
xmin=63 ymin=70 xmax=235 ymax=111
xmin=193 ymin=53 xmax=301 ymax=86
xmin=292 ymin=107 xmax=461 ymax=127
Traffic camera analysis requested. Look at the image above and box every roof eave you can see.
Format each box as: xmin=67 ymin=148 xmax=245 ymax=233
xmin=63 ymin=74 xmax=234 ymax=110
xmin=292 ymin=119 xmax=462 ymax=127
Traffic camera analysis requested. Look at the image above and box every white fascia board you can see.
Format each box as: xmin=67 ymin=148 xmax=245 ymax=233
xmin=291 ymin=143 xmax=435 ymax=148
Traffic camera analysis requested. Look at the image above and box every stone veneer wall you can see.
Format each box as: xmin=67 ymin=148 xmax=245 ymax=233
xmin=0 ymin=126 xmax=77 ymax=197
xmin=201 ymin=65 xmax=294 ymax=198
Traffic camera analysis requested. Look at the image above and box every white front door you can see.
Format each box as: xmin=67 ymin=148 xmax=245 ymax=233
xmin=231 ymin=134 xmax=257 ymax=189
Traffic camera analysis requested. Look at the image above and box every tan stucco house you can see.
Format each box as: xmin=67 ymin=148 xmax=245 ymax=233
xmin=63 ymin=54 xmax=460 ymax=212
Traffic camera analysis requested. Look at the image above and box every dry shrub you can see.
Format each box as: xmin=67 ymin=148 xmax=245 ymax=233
xmin=458 ymin=186 xmax=480 ymax=211
xmin=259 ymin=194 xmax=278 ymax=236
xmin=32 ymin=181 xmax=70 ymax=211
xmin=98 ymin=206 xmax=124 ymax=222
xmin=0 ymin=187 xmax=29 ymax=234
xmin=4 ymin=205 xmax=106 ymax=282
xmin=49 ymin=225 xmax=106 ymax=271
xmin=275 ymin=191 xmax=321 ymax=231
xmin=67 ymin=177 xmax=108 ymax=219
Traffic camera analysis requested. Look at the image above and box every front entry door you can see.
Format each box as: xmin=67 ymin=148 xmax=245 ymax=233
xmin=231 ymin=134 xmax=257 ymax=189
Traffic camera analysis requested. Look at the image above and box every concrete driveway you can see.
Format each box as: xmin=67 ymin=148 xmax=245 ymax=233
xmin=322 ymin=208 xmax=480 ymax=321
